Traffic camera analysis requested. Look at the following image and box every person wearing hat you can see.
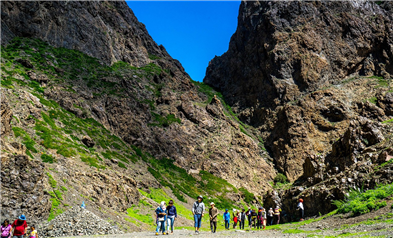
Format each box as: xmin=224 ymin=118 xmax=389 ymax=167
xmin=192 ymin=195 xmax=205 ymax=234
xmin=209 ymin=202 xmax=218 ymax=233
xmin=223 ymin=209 xmax=230 ymax=230
xmin=297 ymin=198 xmax=304 ymax=221
xmin=11 ymin=215 xmax=27 ymax=238
xmin=274 ymin=206 xmax=281 ymax=224
xmin=239 ymin=209 xmax=246 ymax=230
xmin=155 ymin=201 xmax=167 ymax=235
xmin=267 ymin=208 xmax=274 ymax=226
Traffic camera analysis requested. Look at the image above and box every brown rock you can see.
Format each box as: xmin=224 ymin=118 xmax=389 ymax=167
xmin=82 ymin=136 xmax=95 ymax=148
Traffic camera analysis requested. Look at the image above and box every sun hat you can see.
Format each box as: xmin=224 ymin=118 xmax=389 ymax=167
xmin=197 ymin=195 xmax=203 ymax=200
xmin=210 ymin=202 xmax=215 ymax=205
xmin=18 ymin=215 xmax=26 ymax=220
xmin=225 ymin=209 xmax=228 ymax=211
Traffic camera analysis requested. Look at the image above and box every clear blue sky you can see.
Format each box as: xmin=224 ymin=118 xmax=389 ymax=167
xmin=126 ymin=1 xmax=240 ymax=82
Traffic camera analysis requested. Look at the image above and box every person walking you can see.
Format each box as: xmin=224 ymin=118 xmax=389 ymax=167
xmin=274 ymin=206 xmax=281 ymax=224
xmin=246 ymin=208 xmax=252 ymax=228
xmin=267 ymin=208 xmax=274 ymax=226
xmin=232 ymin=209 xmax=238 ymax=229
xmin=81 ymin=201 xmax=86 ymax=209
xmin=209 ymin=202 xmax=218 ymax=233
xmin=251 ymin=209 xmax=257 ymax=229
xmin=28 ymin=225 xmax=38 ymax=238
xmin=155 ymin=201 xmax=167 ymax=235
xmin=192 ymin=195 xmax=205 ymax=234
xmin=166 ymin=200 xmax=177 ymax=234
xmin=261 ymin=207 xmax=267 ymax=229
xmin=1 ymin=219 xmax=12 ymax=238
xmin=297 ymin=198 xmax=304 ymax=221
xmin=240 ymin=209 xmax=246 ymax=230
xmin=223 ymin=209 xmax=230 ymax=230
xmin=11 ymin=215 xmax=27 ymax=238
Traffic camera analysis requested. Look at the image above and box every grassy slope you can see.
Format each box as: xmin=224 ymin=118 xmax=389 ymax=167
xmin=1 ymin=37 xmax=256 ymax=226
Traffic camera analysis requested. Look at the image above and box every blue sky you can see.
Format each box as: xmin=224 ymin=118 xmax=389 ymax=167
xmin=126 ymin=1 xmax=240 ymax=81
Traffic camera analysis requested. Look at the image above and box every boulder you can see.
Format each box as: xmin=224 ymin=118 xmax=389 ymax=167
xmin=81 ymin=136 xmax=95 ymax=148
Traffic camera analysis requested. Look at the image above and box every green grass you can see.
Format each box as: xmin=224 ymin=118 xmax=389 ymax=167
xmin=12 ymin=127 xmax=38 ymax=153
xmin=382 ymin=118 xmax=393 ymax=124
xmin=148 ymin=113 xmax=181 ymax=127
xmin=118 ymin=161 xmax=127 ymax=169
xmin=47 ymin=173 xmax=57 ymax=188
xmin=41 ymin=154 xmax=55 ymax=163
xmin=333 ymin=183 xmax=393 ymax=216
xmin=239 ymin=187 xmax=255 ymax=203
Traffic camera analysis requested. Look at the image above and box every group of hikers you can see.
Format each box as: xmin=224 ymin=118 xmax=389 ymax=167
xmin=155 ymin=195 xmax=305 ymax=235
xmin=1 ymin=215 xmax=38 ymax=238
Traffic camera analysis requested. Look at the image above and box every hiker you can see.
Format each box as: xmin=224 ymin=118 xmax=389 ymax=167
xmin=1 ymin=219 xmax=12 ymax=238
xmin=223 ymin=209 xmax=230 ymax=230
xmin=192 ymin=195 xmax=205 ymax=234
xmin=81 ymin=201 xmax=86 ymax=209
xmin=28 ymin=225 xmax=38 ymax=238
xmin=237 ymin=210 xmax=242 ymax=229
xmin=267 ymin=208 xmax=274 ymax=226
xmin=297 ymin=198 xmax=304 ymax=221
xmin=274 ymin=206 xmax=281 ymax=224
xmin=240 ymin=209 xmax=246 ymax=230
xmin=155 ymin=201 xmax=167 ymax=235
xmin=251 ymin=209 xmax=257 ymax=229
xmin=257 ymin=207 xmax=262 ymax=229
xmin=232 ymin=209 xmax=238 ymax=229
xmin=209 ymin=202 xmax=218 ymax=233
xmin=261 ymin=207 xmax=267 ymax=229
xmin=246 ymin=208 xmax=252 ymax=228
xmin=166 ymin=200 xmax=177 ymax=234
xmin=11 ymin=215 xmax=27 ymax=238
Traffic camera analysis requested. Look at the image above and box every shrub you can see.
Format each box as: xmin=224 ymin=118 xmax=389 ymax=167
xmin=333 ymin=183 xmax=393 ymax=216
xmin=239 ymin=187 xmax=255 ymax=203
xmin=41 ymin=154 xmax=55 ymax=163
xmin=274 ymin=173 xmax=288 ymax=184
xmin=118 ymin=162 xmax=127 ymax=169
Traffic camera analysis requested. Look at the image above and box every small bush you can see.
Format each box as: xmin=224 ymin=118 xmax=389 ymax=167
xmin=118 ymin=161 xmax=127 ymax=169
xmin=41 ymin=154 xmax=55 ymax=163
xmin=274 ymin=173 xmax=288 ymax=184
xmin=239 ymin=187 xmax=255 ymax=203
xmin=333 ymin=183 xmax=393 ymax=216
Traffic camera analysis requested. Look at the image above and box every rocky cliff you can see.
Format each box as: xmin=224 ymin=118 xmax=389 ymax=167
xmin=205 ymin=0 xmax=393 ymax=181
xmin=1 ymin=0 xmax=274 ymax=229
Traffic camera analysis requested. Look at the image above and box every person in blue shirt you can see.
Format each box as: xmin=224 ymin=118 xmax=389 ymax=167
xmin=166 ymin=200 xmax=177 ymax=234
xmin=155 ymin=201 xmax=167 ymax=235
xmin=81 ymin=201 xmax=86 ymax=209
xmin=223 ymin=209 xmax=231 ymax=230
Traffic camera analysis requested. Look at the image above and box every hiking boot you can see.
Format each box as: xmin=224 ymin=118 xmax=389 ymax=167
xmin=155 ymin=232 xmax=159 ymax=236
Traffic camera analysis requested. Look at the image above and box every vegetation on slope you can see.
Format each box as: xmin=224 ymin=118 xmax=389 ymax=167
xmin=333 ymin=183 xmax=393 ymax=216
xmin=1 ymin=37 xmax=257 ymax=223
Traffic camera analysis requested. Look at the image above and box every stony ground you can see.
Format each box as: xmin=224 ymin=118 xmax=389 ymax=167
xmin=58 ymin=211 xmax=393 ymax=238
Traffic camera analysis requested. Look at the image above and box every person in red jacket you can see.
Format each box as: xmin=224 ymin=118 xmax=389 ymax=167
xmin=11 ymin=215 xmax=27 ymax=238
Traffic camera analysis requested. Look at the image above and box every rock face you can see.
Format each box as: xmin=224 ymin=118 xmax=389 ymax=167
xmin=0 ymin=0 xmax=275 ymax=230
xmin=1 ymin=152 xmax=51 ymax=224
xmin=40 ymin=206 xmax=123 ymax=237
xmin=204 ymin=0 xmax=393 ymax=181
xmin=1 ymin=1 xmax=175 ymax=68
xmin=1 ymin=94 xmax=13 ymax=137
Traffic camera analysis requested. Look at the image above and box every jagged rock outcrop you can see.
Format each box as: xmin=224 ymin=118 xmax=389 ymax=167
xmin=1 ymin=152 xmax=51 ymax=224
xmin=1 ymin=94 xmax=13 ymax=137
xmin=204 ymin=0 xmax=393 ymax=181
xmin=1 ymin=1 xmax=181 ymax=69
xmin=1 ymin=0 xmax=275 ymax=228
